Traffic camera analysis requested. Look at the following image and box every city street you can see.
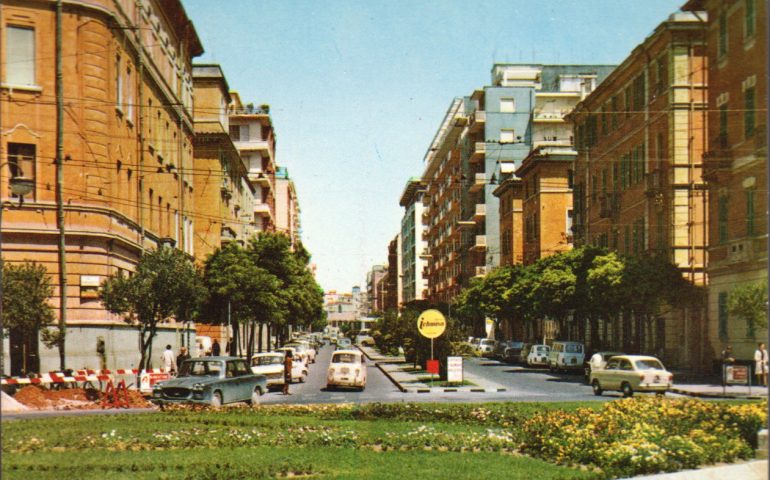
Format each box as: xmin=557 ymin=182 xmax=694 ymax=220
xmin=259 ymin=344 xmax=610 ymax=405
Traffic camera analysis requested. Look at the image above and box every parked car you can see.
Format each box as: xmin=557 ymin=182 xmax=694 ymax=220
xmin=355 ymin=333 xmax=375 ymax=346
xmin=590 ymin=355 xmax=673 ymax=397
xmin=492 ymin=341 xmax=511 ymax=360
xmin=327 ymin=350 xmax=367 ymax=390
xmin=336 ymin=337 xmax=353 ymax=350
xmin=518 ymin=343 xmax=533 ymax=364
xmin=503 ymin=341 xmax=525 ymax=363
xmin=527 ymin=344 xmax=551 ymax=367
xmin=151 ymin=357 xmax=267 ymax=407
xmin=285 ymin=341 xmax=316 ymax=363
xmin=476 ymin=339 xmax=497 ymax=357
xmin=548 ymin=341 xmax=586 ymax=372
xmin=274 ymin=347 xmax=309 ymax=382
xmin=250 ymin=352 xmax=287 ymax=387
xmin=583 ymin=351 xmax=625 ymax=383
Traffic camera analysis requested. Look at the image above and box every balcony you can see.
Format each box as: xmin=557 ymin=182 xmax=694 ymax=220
xmin=254 ymin=202 xmax=273 ymax=218
xmin=469 ymin=142 xmax=486 ymax=164
xmin=456 ymin=219 xmax=475 ymax=230
xmin=468 ymin=110 xmax=486 ymax=133
xmin=248 ymin=170 xmax=272 ymax=187
xmin=470 ymin=235 xmax=487 ymax=251
xmin=473 ymin=204 xmax=486 ymax=222
xmin=532 ymin=110 xmax=567 ymax=122
xmin=703 ymin=134 xmax=733 ymax=174
xmin=711 ymin=236 xmax=767 ymax=266
xmin=645 ymin=170 xmax=664 ymax=197
xmin=469 ymin=173 xmax=487 ymax=193
xmin=419 ymin=248 xmax=432 ymax=259
xmin=221 ymin=226 xmax=237 ymax=244
xmin=473 ymin=266 xmax=489 ymax=278
xmin=598 ymin=193 xmax=620 ymax=219
xmin=233 ymin=139 xmax=273 ymax=158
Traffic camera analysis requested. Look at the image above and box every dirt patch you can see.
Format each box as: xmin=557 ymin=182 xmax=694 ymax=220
xmin=12 ymin=385 xmax=153 ymax=410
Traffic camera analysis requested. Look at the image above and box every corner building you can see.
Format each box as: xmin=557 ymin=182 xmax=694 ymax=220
xmin=570 ymin=12 xmax=708 ymax=368
xmin=683 ymin=0 xmax=767 ymax=363
xmin=1 ymin=0 xmax=202 ymax=373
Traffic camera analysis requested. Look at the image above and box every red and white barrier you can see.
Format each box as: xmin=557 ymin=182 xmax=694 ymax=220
xmin=1 ymin=367 xmax=168 ymax=386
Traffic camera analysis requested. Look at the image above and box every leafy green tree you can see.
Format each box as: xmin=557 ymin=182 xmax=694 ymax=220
xmin=585 ymin=252 xmax=625 ymax=348
xmin=1 ymin=262 xmax=59 ymax=365
xmin=100 ymin=247 xmax=202 ymax=370
xmin=728 ymin=280 xmax=768 ymax=338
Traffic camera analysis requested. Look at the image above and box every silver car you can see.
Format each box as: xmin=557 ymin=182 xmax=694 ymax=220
xmin=152 ymin=357 xmax=267 ymax=407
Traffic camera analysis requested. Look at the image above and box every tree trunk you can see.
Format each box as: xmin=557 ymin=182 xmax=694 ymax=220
xmin=258 ymin=323 xmax=264 ymax=353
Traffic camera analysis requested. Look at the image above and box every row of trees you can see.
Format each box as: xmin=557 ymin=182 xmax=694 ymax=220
xmin=453 ymin=246 xmax=703 ymax=352
xmin=100 ymin=232 xmax=325 ymax=370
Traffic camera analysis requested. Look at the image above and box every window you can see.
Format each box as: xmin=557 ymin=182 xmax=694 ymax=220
xmin=718 ymin=195 xmax=729 ymax=244
xmin=719 ymin=104 xmax=728 ymax=147
xmin=6 ymin=26 xmax=35 ymax=86
xmin=567 ymin=169 xmax=574 ymax=189
xmin=610 ymin=95 xmax=618 ymax=129
xmin=500 ymin=129 xmax=516 ymax=144
xmin=500 ymin=98 xmax=515 ymax=113
xmin=745 ymin=0 xmax=756 ymax=38
xmin=744 ymin=86 xmax=755 ymax=138
xmin=115 ymin=54 xmax=123 ymax=109
xmin=656 ymin=54 xmax=667 ymax=94
xmin=718 ymin=292 xmax=729 ymax=340
xmin=746 ymin=188 xmax=755 ymax=236
xmin=7 ymin=143 xmax=35 ymax=198
xmin=229 ymin=125 xmax=240 ymax=141
xmin=125 ymin=67 xmax=133 ymax=122
xmin=566 ymin=209 xmax=573 ymax=237
xmin=718 ymin=13 xmax=728 ymax=57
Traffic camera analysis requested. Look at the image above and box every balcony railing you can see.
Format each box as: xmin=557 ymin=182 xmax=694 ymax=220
xmin=470 ymin=235 xmax=487 ymax=251
xmin=469 ymin=173 xmax=487 ymax=193
xmin=474 ymin=266 xmax=488 ymax=278
xmin=469 ymin=110 xmax=486 ymax=133
xmin=473 ymin=204 xmax=486 ymax=222
xmin=644 ymin=170 xmax=663 ymax=197
xmin=470 ymin=142 xmax=486 ymax=163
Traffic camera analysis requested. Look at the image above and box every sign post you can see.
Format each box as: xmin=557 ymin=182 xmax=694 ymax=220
xmin=417 ymin=309 xmax=447 ymax=385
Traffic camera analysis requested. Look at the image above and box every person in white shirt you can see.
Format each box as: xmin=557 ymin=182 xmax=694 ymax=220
xmin=161 ymin=344 xmax=177 ymax=375
xmin=589 ymin=352 xmax=604 ymax=372
xmin=754 ymin=343 xmax=767 ymax=387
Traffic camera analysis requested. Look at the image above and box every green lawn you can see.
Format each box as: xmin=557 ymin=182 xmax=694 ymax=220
xmin=2 ymin=399 xmax=763 ymax=480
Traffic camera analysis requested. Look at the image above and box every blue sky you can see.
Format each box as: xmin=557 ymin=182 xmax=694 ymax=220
xmin=183 ymin=0 xmax=685 ymax=293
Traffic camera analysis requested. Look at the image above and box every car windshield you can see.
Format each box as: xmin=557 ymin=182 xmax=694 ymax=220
xmin=535 ymin=346 xmax=547 ymax=352
xmin=252 ymin=356 xmax=283 ymax=366
xmin=332 ymin=353 xmax=359 ymax=363
xmin=635 ymin=359 xmax=664 ymax=370
xmin=179 ymin=360 xmax=223 ymax=377
xmin=285 ymin=343 xmax=306 ymax=351
xmin=565 ymin=344 xmax=582 ymax=353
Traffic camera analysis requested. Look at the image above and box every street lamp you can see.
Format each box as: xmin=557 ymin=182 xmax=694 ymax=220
xmin=0 ymin=163 xmax=35 ymax=378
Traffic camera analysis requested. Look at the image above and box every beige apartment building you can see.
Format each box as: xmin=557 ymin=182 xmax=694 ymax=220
xmin=228 ymin=93 xmax=277 ymax=234
xmin=570 ymin=12 xmax=708 ymax=367
xmin=683 ymin=0 xmax=767 ymax=363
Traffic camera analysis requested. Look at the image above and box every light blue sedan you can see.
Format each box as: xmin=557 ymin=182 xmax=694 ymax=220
xmin=151 ymin=357 xmax=267 ymax=407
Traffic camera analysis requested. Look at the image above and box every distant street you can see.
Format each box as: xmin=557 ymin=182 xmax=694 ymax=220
xmin=258 ymin=345 xmax=634 ymax=405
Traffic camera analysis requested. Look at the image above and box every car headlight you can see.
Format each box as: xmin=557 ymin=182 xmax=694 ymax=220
xmin=192 ymin=383 xmax=206 ymax=391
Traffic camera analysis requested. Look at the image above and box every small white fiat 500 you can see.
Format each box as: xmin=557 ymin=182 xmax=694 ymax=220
xmin=590 ymin=355 xmax=673 ymax=397
xmin=327 ymin=350 xmax=367 ymax=390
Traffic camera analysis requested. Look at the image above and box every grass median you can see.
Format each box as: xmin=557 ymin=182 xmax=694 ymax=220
xmin=2 ymin=399 xmax=765 ymax=479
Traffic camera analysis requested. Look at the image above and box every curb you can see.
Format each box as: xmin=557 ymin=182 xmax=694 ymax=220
xmin=357 ymin=346 xmax=407 ymax=393
xmin=670 ymin=387 xmax=766 ymax=400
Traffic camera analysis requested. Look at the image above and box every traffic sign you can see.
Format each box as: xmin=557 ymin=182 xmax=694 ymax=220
xmin=417 ymin=309 xmax=446 ymax=339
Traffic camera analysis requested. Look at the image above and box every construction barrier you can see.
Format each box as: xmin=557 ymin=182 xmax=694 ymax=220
xmin=1 ymin=372 xmax=112 ymax=386
xmin=139 ymin=370 xmax=172 ymax=393
xmin=101 ymin=380 xmax=130 ymax=409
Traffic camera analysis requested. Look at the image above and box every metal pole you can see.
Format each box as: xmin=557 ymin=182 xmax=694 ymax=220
xmin=0 ymin=167 xmax=5 ymax=377
xmin=55 ymin=0 xmax=67 ymax=370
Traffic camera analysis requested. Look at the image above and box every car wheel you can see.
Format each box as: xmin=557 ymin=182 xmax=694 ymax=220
xmin=621 ymin=382 xmax=633 ymax=398
xmin=300 ymin=373 xmax=307 ymax=383
xmin=656 ymin=391 xmax=666 ymax=397
xmin=592 ymin=380 xmax=603 ymax=396
xmin=249 ymin=388 xmax=262 ymax=406
xmin=211 ymin=391 xmax=223 ymax=407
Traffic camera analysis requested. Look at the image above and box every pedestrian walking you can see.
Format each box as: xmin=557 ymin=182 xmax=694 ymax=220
xmin=754 ymin=343 xmax=767 ymax=386
xmin=176 ymin=346 xmax=191 ymax=372
xmin=282 ymin=351 xmax=293 ymax=395
xmin=721 ymin=344 xmax=735 ymax=386
xmin=161 ymin=345 xmax=177 ymax=375
xmin=212 ymin=339 xmax=221 ymax=356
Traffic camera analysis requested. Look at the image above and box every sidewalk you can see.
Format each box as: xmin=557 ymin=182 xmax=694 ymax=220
xmin=670 ymin=383 xmax=768 ymax=399
xmin=359 ymin=345 xmax=506 ymax=393
xmin=623 ymin=460 xmax=767 ymax=480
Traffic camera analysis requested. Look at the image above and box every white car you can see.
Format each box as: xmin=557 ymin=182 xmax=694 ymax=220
xmin=548 ymin=341 xmax=585 ymax=372
xmin=273 ymin=347 xmax=309 ymax=382
xmin=250 ymin=352 xmax=286 ymax=386
xmin=476 ymin=339 xmax=497 ymax=357
xmin=285 ymin=341 xmax=316 ymax=363
xmin=527 ymin=344 xmax=551 ymax=367
xmin=590 ymin=355 xmax=673 ymax=397
xmin=327 ymin=350 xmax=367 ymax=390
xmin=336 ymin=337 xmax=352 ymax=350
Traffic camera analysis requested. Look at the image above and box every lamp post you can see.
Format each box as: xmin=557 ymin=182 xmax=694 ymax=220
xmin=0 ymin=163 xmax=35 ymax=377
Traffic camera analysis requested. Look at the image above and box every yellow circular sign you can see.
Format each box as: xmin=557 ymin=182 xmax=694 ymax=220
xmin=417 ymin=309 xmax=446 ymax=339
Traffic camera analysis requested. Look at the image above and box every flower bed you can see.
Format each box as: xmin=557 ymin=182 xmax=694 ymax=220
xmin=520 ymin=397 xmax=766 ymax=478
